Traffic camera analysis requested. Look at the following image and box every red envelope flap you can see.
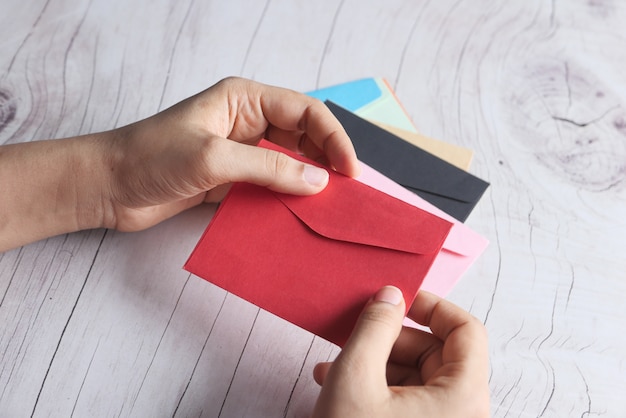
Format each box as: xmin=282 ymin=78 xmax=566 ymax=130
xmin=355 ymin=162 xmax=488 ymax=258
xmin=272 ymin=175 xmax=452 ymax=255
xmin=259 ymin=139 xmax=452 ymax=255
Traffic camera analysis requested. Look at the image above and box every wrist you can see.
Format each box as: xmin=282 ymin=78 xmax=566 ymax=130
xmin=69 ymin=131 xmax=116 ymax=232
xmin=0 ymin=133 xmax=115 ymax=251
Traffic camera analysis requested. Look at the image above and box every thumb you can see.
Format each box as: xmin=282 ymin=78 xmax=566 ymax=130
xmin=338 ymin=286 xmax=406 ymax=381
xmin=215 ymin=139 xmax=329 ymax=195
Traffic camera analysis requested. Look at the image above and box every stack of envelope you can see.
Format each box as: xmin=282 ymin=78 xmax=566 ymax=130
xmin=185 ymin=78 xmax=489 ymax=346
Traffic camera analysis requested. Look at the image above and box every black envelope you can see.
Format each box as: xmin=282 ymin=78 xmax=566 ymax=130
xmin=327 ymin=101 xmax=489 ymax=222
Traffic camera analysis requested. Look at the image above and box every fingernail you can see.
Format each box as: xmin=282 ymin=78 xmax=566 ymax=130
xmin=374 ymin=286 xmax=403 ymax=305
xmin=303 ymin=164 xmax=329 ymax=187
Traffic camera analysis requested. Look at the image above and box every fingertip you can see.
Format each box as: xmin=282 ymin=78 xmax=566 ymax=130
xmin=313 ymin=362 xmax=332 ymax=386
xmin=303 ymin=164 xmax=329 ymax=188
xmin=350 ymin=161 xmax=362 ymax=178
xmin=330 ymin=143 xmax=361 ymax=179
xmin=373 ymin=285 xmax=404 ymax=306
xmin=334 ymin=157 xmax=361 ymax=179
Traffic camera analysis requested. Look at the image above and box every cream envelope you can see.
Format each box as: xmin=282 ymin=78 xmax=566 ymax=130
xmin=356 ymin=162 xmax=489 ymax=297
xmin=369 ymin=121 xmax=474 ymax=171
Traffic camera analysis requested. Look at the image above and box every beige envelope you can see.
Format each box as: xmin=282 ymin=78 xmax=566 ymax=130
xmin=369 ymin=121 xmax=474 ymax=171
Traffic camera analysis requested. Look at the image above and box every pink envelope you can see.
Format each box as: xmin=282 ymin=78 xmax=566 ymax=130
xmin=356 ymin=163 xmax=489 ymax=297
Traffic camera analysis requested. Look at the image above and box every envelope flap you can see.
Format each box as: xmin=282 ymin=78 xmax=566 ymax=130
xmin=306 ymin=78 xmax=383 ymax=111
xmin=326 ymin=101 xmax=489 ymax=204
xmin=356 ymin=162 xmax=485 ymax=257
xmin=271 ymin=174 xmax=452 ymax=255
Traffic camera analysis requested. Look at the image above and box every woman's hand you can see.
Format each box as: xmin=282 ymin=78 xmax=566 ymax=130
xmin=0 ymin=77 xmax=359 ymax=251
xmin=102 ymin=76 xmax=360 ymax=231
xmin=312 ymin=287 xmax=490 ymax=418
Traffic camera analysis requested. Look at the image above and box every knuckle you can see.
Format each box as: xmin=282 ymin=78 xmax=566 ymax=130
xmin=266 ymin=150 xmax=291 ymax=176
xmin=199 ymin=136 xmax=222 ymax=164
xmin=217 ymin=76 xmax=243 ymax=88
xmin=359 ymin=305 xmax=398 ymax=328
xmin=468 ymin=315 xmax=489 ymax=339
xmin=199 ymin=137 xmax=230 ymax=182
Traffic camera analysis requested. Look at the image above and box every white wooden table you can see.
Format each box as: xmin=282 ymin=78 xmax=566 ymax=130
xmin=2 ymin=1 xmax=625 ymax=416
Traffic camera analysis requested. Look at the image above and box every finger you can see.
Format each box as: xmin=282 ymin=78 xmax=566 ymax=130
xmin=313 ymin=362 xmax=333 ymax=386
xmin=264 ymin=127 xmax=331 ymax=168
xmin=296 ymin=133 xmax=332 ymax=167
xmin=388 ymin=326 xmax=443 ymax=381
xmin=386 ymin=361 xmax=425 ymax=386
xmin=253 ymin=81 xmax=360 ymax=177
xmin=208 ymin=138 xmax=329 ymax=195
xmin=408 ymin=291 xmax=489 ymax=378
xmin=264 ymin=127 xmax=324 ymax=158
xmin=262 ymin=125 xmax=303 ymax=154
xmin=338 ymin=286 xmax=406 ymax=382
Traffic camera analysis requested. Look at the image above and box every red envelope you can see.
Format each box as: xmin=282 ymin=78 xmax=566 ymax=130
xmin=184 ymin=140 xmax=452 ymax=346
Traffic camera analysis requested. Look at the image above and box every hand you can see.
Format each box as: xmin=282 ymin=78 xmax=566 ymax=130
xmin=312 ymin=287 xmax=490 ymax=418
xmin=102 ymin=76 xmax=360 ymax=231
xmin=0 ymin=77 xmax=360 ymax=251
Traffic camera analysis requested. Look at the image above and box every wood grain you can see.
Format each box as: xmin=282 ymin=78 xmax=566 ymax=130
xmin=1 ymin=0 xmax=625 ymax=416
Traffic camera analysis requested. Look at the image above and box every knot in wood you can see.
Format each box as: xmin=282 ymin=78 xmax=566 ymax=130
xmin=0 ymin=89 xmax=17 ymax=135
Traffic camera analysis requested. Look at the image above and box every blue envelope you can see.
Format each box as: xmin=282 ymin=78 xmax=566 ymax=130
xmin=307 ymin=78 xmax=418 ymax=132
